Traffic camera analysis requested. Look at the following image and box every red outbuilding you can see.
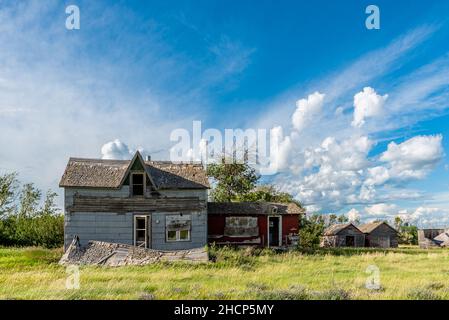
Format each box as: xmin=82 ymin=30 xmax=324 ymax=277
xmin=207 ymin=202 xmax=304 ymax=247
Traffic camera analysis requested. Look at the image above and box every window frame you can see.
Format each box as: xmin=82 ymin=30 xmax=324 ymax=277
xmin=131 ymin=172 xmax=145 ymax=197
xmin=165 ymin=214 xmax=192 ymax=242
xmin=134 ymin=215 xmax=150 ymax=248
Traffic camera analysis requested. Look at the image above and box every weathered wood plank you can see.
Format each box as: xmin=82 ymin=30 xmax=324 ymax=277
xmin=67 ymin=195 xmax=205 ymax=213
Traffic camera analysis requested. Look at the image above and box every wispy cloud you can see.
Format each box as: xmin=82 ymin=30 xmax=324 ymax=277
xmin=0 ymin=1 xmax=253 ymax=201
xmin=244 ymin=23 xmax=449 ymax=227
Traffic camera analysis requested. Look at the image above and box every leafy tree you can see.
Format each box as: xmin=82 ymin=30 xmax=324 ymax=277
xmin=337 ymin=214 xmax=349 ymax=224
xmin=238 ymin=185 xmax=302 ymax=205
xmin=298 ymin=214 xmax=326 ymax=249
xmin=0 ymin=175 xmax=63 ymax=248
xmin=394 ymin=216 xmax=418 ymax=245
xmin=328 ymin=214 xmax=338 ymax=226
xmin=207 ymin=158 xmax=259 ymax=202
xmin=18 ymin=183 xmax=41 ymax=218
xmin=40 ymin=190 xmax=59 ymax=216
xmin=0 ymin=172 xmax=18 ymax=217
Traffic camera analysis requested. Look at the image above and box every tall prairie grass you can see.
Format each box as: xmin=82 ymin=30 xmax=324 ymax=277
xmin=1 ymin=246 xmax=448 ymax=300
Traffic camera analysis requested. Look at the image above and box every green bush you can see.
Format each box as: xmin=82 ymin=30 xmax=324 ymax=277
xmin=314 ymin=288 xmax=351 ymax=300
xmin=407 ymin=287 xmax=442 ymax=300
xmin=0 ymin=214 xmax=64 ymax=248
xmin=0 ymin=173 xmax=64 ymax=248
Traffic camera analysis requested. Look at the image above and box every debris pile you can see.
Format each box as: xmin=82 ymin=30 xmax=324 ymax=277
xmin=418 ymin=229 xmax=449 ymax=248
xmin=59 ymin=237 xmax=209 ymax=266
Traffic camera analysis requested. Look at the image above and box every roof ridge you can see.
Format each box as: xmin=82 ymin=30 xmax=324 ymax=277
xmin=69 ymin=157 xmax=130 ymax=163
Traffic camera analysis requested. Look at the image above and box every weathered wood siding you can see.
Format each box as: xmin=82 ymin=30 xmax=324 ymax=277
xmin=418 ymin=229 xmax=445 ymax=249
xmin=64 ymin=187 xmax=208 ymax=250
xmin=365 ymin=224 xmax=398 ymax=248
xmin=321 ymin=225 xmax=365 ymax=247
xmin=65 ymin=212 xmax=134 ymax=247
xmin=152 ymin=211 xmax=207 ymax=250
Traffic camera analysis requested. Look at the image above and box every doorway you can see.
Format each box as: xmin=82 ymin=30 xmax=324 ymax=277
xmin=134 ymin=215 xmax=151 ymax=248
xmin=268 ymin=216 xmax=281 ymax=247
xmin=345 ymin=235 xmax=355 ymax=247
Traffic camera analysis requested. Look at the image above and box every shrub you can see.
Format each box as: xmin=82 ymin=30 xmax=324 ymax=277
xmin=208 ymin=245 xmax=257 ymax=269
xmin=314 ymin=288 xmax=351 ymax=300
xmin=253 ymin=285 xmax=311 ymax=300
xmin=0 ymin=174 xmax=64 ymax=248
xmin=3 ymin=214 xmax=64 ymax=248
xmin=407 ymin=287 xmax=441 ymax=300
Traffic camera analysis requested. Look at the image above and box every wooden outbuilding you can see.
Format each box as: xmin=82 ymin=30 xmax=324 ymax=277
xmin=321 ymin=223 xmax=365 ymax=247
xmin=207 ymin=202 xmax=304 ymax=247
xmin=359 ymin=221 xmax=398 ymax=248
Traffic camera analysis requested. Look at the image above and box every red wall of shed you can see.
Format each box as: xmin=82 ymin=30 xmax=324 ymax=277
xmin=208 ymin=214 xmax=299 ymax=247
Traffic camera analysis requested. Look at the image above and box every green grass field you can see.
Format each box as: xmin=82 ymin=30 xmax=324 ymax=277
xmin=1 ymin=245 xmax=449 ymax=300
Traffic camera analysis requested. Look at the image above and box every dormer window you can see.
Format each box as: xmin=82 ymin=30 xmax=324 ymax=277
xmin=131 ymin=173 xmax=144 ymax=196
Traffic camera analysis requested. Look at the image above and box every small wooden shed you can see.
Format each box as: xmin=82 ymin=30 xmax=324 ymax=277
xmin=321 ymin=223 xmax=365 ymax=247
xmin=359 ymin=222 xmax=398 ymax=248
xmin=207 ymin=202 xmax=304 ymax=247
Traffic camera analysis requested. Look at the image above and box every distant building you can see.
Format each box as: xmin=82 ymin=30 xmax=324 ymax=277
xmin=321 ymin=223 xmax=365 ymax=247
xmin=418 ymin=229 xmax=449 ymax=248
xmin=359 ymin=222 xmax=399 ymax=248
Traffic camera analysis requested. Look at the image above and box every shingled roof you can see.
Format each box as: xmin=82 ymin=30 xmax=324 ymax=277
xmin=358 ymin=221 xmax=398 ymax=234
xmin=323 ymin=223 xmax=362 ymax=236
xmin=207 ymin=202 xmax=304 ymax=215
xmin=59 ymin=153 xmax=209 ymax=190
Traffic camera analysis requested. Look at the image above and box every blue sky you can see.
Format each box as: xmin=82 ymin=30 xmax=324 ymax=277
xmin=1 ymin=0 xmax=449 ymax=226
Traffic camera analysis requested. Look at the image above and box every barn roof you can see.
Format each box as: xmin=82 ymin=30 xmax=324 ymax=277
xmin=323 ymin=223 xmax=362 ymax=236
xmin=59 ymin=152 xmax=210 ymax=190
xmin=207 ymin=202 xmax=304 ymax=215
xmin=358 ymin=221 xmax=398 ymax=234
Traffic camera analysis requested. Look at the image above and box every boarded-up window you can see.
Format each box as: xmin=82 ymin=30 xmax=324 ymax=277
xmin=166 ymin=214 xmax=191 ymax=242
xmin=224 ymin=216 xmax=259 ymax=237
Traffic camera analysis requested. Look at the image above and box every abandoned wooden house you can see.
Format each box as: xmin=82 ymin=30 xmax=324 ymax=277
xmin=207 ymin=202 xmax=304 ymax=247
xmin=359 ymin=221 xmax=399 ymax=248
xmin=59 ymin=151 xmax=210 ymax=250
xmin=320 ymin=223 xmax=365 ymax=247
xmin=418 ymin=229 xmax=449 ymax=248
xmin=59 ymin=151 xmax=305 ymax=252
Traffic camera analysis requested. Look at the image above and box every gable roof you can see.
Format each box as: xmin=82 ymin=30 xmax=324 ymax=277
xmin=323 ymin=223 xmax=363 ymax=236
xmin=59 ymin=152 xmax=210 ymax=189
xmin=207 ymin=202 xmax=304 ymax=215
xmin=359 ymin=221 xmax=398 ymax=234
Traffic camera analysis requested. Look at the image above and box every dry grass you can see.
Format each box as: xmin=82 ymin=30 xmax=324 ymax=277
xmin=1 ymin=246 xmax=449 ymax=300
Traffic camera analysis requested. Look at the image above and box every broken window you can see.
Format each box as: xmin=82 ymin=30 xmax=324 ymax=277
xmin=132 ymin=173 xmax=144 ymax=196
xmin=224 ymin=216 xmax=259 ymax=237
xmin=166 ymin=214 xmax=191 ymax=242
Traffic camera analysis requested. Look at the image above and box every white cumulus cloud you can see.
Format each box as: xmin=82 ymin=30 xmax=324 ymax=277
xmin=380 ymin=135 xmax=444 ymax=180
xmin=101 ymin=139 xmax=144 ymax=160
xmin=365 ymin=203 xmax=398 ymax=216
xmin=352 ymin=87 xmax=388 ymax=127
xmin=347 ymin=208 xmax=361 ymax=222
xmin=292 ymin=92 xmax=325 ymax=132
